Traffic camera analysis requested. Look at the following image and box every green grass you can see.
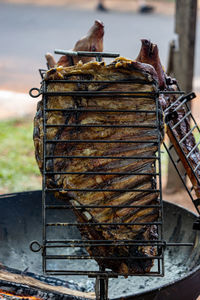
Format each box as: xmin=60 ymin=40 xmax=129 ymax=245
xmin=0 ymin=118 xmax=41 ymax=194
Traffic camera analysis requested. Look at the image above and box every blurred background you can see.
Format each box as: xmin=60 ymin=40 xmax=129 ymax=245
xmin=0 ymin=0 xmax=200 ymax=213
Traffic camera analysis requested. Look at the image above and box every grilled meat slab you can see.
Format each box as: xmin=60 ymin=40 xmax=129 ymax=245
xmin=34 ymin=57 xmax=163 ymax=275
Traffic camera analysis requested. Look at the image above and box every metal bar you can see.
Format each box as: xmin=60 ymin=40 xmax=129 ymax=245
xmin=44 ymin=244 xmax=192 ymax=248
xmin=54 ymin=49 xmax=120 ymax=58
xmin=43 ymin=91 xmax=156 ymax=97
xmin=45 ymin=79 xmax=153 ymax=85
xmin=194 ymin=161 xmax=200 ymax=172
xmin=39 ymin=90 xmax=179 ymax=96
xmin=44 ymin=270 xmax=165 ymax=277
xmin=44 ymin=239 xmax=165 ymax=244
xmin=45 ymin=124 xmax=157 ymax=129
xmin=42 ymin=81 xmax=47 ymax=274
xmin=45 ymin=108 xmax=157 ymax=113
xmin=46 ymin=205 xmax=162 ymax=209
xmin=185 ymin=103 xmax=200 ymax=134
xmin=171 ymin=110 xmax=191 ymax=130
xmin=45 ymin=139 xmax=158 ymax=144
xmin=46 ymin=222 xmax=162 ymax=227
xmin=163 ymin=94 xmax=187 ymax=113
xmin=45 ymin=155 xmax=158 ymax=160
xmin=186 ymin=139 xmax=200 ymax=158
xmin=45 ymin=255 xmax=163 ymax=260
xmin=45 ymin=171 xmax=159 ymax=176
xmin=173 ymin=98 xmax=190 ymax=112
xmin=179 ymin=124 xmax=197 ymax=144
xmin=44 ymin=240 xmax=193 ymax=247
xmin=45 ymin=188 xmax=160 ymax=192
xmin=155 ymin=92 xmax=165 ymax=278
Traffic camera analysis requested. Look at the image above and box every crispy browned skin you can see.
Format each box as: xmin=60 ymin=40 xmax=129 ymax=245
xmin=136 ymin=39 xmax=166 ymax=90
xmin=45 ymin=20 xmax=104 ymax=68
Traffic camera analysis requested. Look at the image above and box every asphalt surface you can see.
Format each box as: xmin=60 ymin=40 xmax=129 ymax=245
xmin=0 ymin=2 xmax=199 ymax=93
xmin=0 ymin=3 xmax=182 ymax=91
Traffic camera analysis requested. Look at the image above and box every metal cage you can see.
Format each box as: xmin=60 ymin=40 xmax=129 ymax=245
xmin=29 ymin=51 xmax=195 ymax=299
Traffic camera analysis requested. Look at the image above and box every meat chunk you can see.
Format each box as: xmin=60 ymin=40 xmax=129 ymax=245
xmin=33 ymin=57 xmax=163 ymax=275
xmin=136 ymin=39 xmax=166 ymax=90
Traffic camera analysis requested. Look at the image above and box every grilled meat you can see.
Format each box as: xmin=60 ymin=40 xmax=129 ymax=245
xmin=34 ymin=57 xmax=163 ymax=275
xmin=136 ymin=39 xmax=166 ymax=90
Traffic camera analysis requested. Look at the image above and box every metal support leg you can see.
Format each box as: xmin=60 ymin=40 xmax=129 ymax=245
xmin=95 ymin=268 xmax=109 ymax=300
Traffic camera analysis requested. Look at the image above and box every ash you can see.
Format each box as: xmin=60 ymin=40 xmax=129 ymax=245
xmin=45 ymin=247 xmax=190 ymax=298
xmin=3 ymin=245 xmax=191 ymax=298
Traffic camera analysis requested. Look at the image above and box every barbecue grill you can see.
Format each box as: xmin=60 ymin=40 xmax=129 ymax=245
xmin=0 ymin=191 xmax=200 ymax=300
xmin=27 ymin=51 xmax=199 ymax=300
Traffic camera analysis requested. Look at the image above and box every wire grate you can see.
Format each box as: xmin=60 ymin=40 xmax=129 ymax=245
xmin=29 ymin=51 xmax=196 ymax=299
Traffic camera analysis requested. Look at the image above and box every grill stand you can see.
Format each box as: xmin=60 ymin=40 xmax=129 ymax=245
xmin=95 ymin=272 xmax=109 ymax=300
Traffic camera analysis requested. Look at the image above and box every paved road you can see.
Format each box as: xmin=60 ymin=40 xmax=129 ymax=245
xmin=0 ymin=2 xmax=199 ymax=93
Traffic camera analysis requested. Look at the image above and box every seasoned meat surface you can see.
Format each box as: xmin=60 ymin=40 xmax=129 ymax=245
xmin=34 ymin=57 xmax=163 ymax=275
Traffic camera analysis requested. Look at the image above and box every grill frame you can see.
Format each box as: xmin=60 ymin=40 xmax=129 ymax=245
xmin=29 ymin=51 xmax=195 ymax=299
xmin=164 ymin=90 xmax=200 ymax=218
xmin=39 ymin=62 xmax=165 ymax=278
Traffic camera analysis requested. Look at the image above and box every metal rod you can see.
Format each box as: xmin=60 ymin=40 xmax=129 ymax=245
xmin=45 ymin=124 xmax=157 ymax=129
xmin=54 ymin=49 xmax=120 ymax=58
xmin=163 ymin=93 xmax=187 ymax=113
xmin=45 ymin=255 xmax=163 ymax=260
xmin=45 ymin=188 xmax=160 ymax=192
xmin=46 ymin=222 xmax=162 ymax=227
xmin=171 ymin=110 xmax=191 ymax=130
xmin=45 ymin=155 xmax=158 ymax=160
xmin=43 ymin=90 xmax=157 ymax=97
xmin=187 ymin=139 xmax=200 ymax=158
xmin=179 ymin=124 xmax=197 ymax=144
xmin=45 ymin=139 xmax=158 ymax=144
xmin=44 ymin=240 xmax=193 ymax=247
xmin=46 ymin=205 xmax=162 ymax=209
xmin=42 ymin=81 xmax=47 ymax=274
xmin=44 ymin=270 xmax=166 ymax=277
xmin=194 ymin=161 xmax=200 ymax=172
xmin=45 ymin=108 xmax=157 ymax=113
xmin=45 ymin=171 xmax=159 ymax=176
xmin=45 ymin=79 xmax=152 ymax=85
